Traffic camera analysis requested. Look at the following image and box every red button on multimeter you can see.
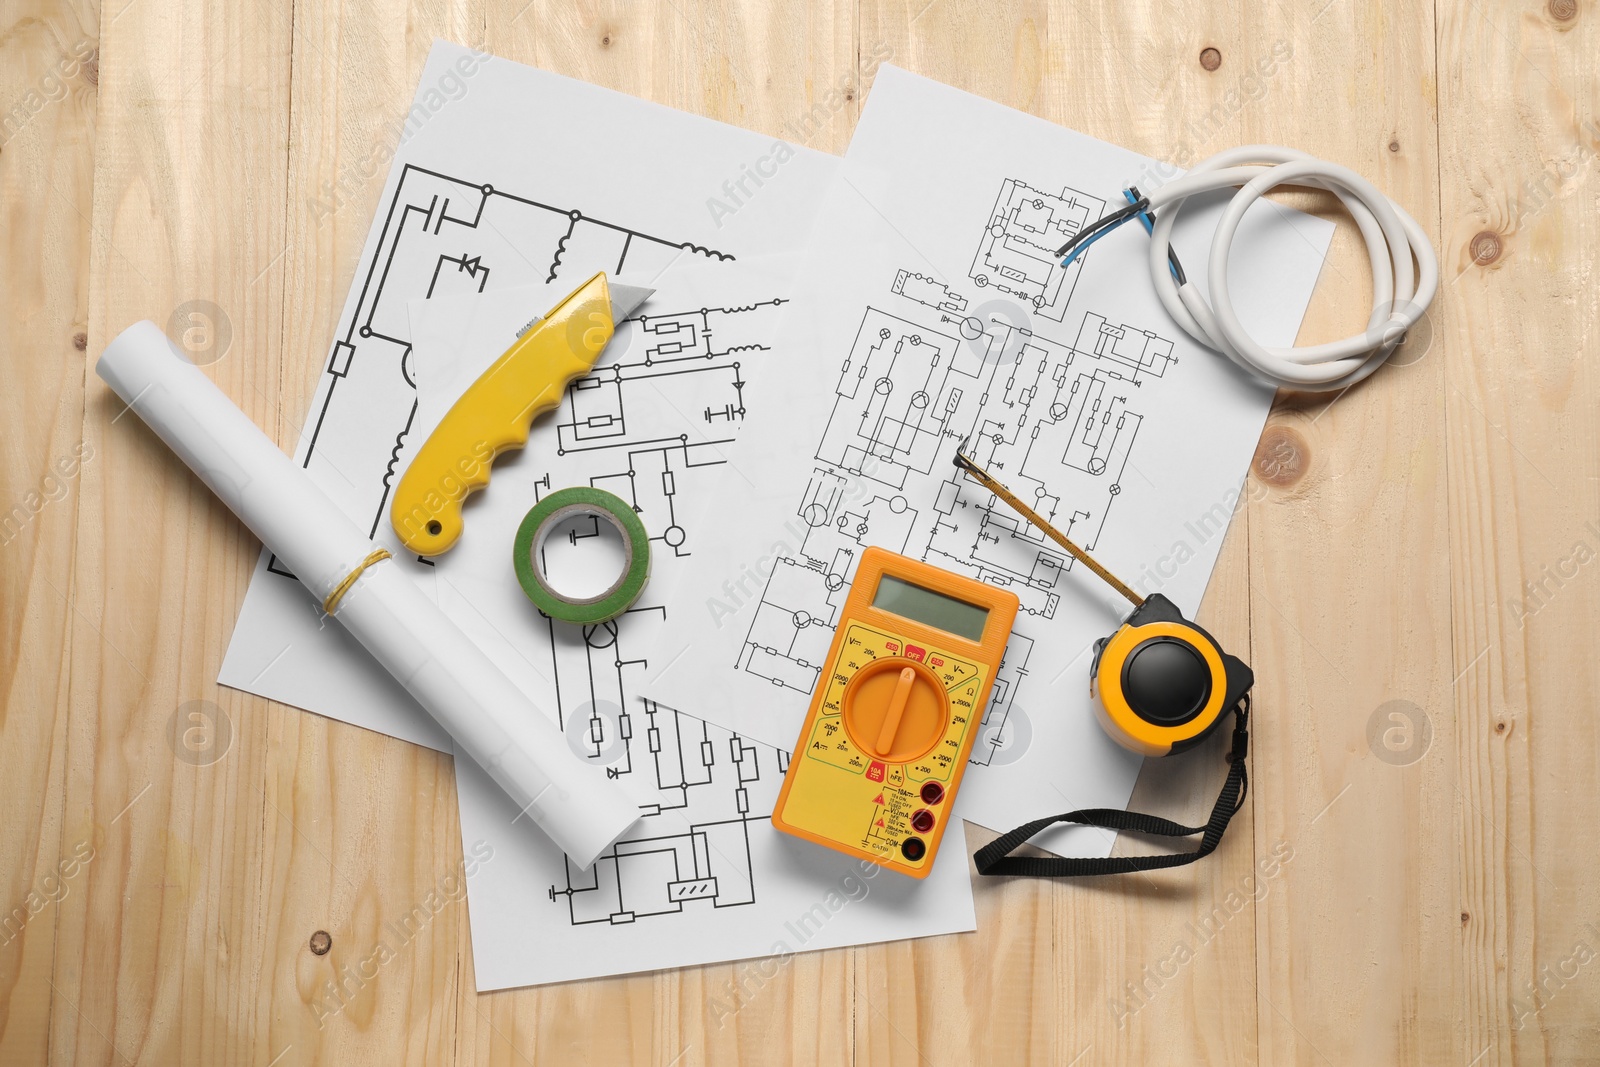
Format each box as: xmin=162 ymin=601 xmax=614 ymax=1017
xmin=772 ymin=548 xmax=1019 ymax=877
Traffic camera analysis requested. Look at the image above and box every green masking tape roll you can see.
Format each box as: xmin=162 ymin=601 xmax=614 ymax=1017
xmin=513 ymin=487 xmax=651 ymax=625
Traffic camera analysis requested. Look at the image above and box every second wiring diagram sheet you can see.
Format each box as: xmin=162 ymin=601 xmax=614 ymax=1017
xmin=645 ymin=66 xmax=1335 ymax=846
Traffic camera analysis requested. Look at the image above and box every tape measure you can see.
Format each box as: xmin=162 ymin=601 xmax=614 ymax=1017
xmin=951 ymin=447 xmax=1252 ymax=756
xmin=772 ymin=547 xmax=1019 ymax=877
xmin=1088 ymin=593 xmax=1252 ymax=757
xmin=513 ymin=487 xmax=651 ymax=625
xmin=953 ymin=445 xmax=1254 ymax=879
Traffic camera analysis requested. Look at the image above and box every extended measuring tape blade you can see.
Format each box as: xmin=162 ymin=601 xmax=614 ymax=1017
xmin=513 ymin=487 xmax=651 ymax=625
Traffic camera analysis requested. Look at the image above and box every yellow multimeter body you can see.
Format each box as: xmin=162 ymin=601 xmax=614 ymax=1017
xmin=772 ymin=547 xmax=1019 ymax=877
xmin=1089 ymin=593 xmax=1254 ymax=757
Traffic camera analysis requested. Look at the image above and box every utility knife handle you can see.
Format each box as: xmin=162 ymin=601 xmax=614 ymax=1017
xmin=389 ymin=272 xmax=616 ymax=556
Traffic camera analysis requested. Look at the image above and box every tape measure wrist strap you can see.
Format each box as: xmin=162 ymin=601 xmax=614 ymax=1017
xmin=973 ymin=698 xmax=1250 ymax=878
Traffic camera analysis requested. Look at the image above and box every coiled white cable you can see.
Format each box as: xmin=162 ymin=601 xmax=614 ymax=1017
xmin=1114 ymin=146 xmax=1438 ymax=392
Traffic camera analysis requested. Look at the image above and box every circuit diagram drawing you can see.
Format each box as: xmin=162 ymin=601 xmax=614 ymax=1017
xmin=970 ymin=178 xmax=1105 ymax=323
xmin=737 ymin=177 xmax=1175 ymax=763
xmin=275 ymin=157 xmax=799 ymax=927
xmin=488 ymin=292 xmax=793 ymax=925
xmin=283 ymin=164 xmax=732 ymax=565
xmin=548 ymin=696 xmax=780 ymax=924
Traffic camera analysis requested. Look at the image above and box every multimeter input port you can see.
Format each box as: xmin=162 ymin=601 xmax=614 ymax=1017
xmin=900 ymin=836 xmax=927 ymax=862
xmin=919 ymin=781 xmax=944 ymax=805
xmin=910 ymin=809 xmax=936 ymax=833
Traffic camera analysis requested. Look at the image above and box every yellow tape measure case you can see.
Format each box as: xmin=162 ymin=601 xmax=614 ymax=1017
xmin=1089 ymin=593 xmax=1253 ymax=758
xmin=772 ymin=548 xmax=1019 ymax=877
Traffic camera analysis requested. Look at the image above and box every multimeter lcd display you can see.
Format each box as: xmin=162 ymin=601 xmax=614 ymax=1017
xmin=871 ymin=574 xmax=990 ymax=642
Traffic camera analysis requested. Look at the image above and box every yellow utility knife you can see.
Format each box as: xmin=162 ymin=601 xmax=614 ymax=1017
xmin=390 ymin=271 xmax=653 ymax=556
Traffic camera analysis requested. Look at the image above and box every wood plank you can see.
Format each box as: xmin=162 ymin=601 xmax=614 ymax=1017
xmin=1243 ymin=1 xmax=1457 ymax=1063
xmin=53 ymin=0 xmax=294 ymax=1062
xmin=1436 ymin=2 xmax=1600 ymax=1062
xmin=0 ymin=3 xmax=98 ymax=1064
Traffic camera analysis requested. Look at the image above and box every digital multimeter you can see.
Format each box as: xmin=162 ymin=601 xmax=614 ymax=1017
xmin=772 ymin=548 xmax=1019 ymax=877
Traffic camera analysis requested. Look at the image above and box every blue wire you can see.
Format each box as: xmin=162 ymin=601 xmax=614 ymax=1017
xmin=1058 ymin=216 xmax=1134 ymax=270
xmin=1123 ymin=187 xmax=1182 ymax=283
xmin=1125 ymin=188 xmax=1154 ymax=232
xmin=1058 ymin=188 xmax=1181 ymax=283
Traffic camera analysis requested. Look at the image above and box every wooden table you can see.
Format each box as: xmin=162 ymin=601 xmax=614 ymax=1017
xmin=3 ymin=0 xmax=1595 ymax=1062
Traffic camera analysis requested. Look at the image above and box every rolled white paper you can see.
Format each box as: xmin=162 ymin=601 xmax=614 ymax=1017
xmin=98 ymin=321 xmax=640 ymax=867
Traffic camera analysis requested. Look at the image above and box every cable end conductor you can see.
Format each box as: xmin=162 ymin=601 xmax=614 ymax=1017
xmin=1053 ymin=195 xmax=1151 ymax=262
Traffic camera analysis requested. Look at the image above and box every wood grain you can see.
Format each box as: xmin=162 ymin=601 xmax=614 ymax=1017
xmin=3 ymin=0 xmax=1595 ymax=1062
xmin=1241 ymin=2 xmax=1458 ymax=1062
xmin=0 ymin=3 xmax=97 ymax=1064
xmin=48 ymin=1 xmax=294 ymax=1063
xmin=1439 ymin=3 xmax=1600 ymax=1064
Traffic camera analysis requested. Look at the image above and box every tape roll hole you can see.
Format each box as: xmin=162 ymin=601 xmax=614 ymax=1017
xmin=533 ymin=506 xmax=633 ymax=604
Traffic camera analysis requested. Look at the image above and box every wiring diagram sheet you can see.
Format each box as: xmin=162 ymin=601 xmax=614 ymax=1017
xmin=407 ymin=265 xmax=975 ymax=990
xmin=645 ymin=66 xmax=1335 ymax=844
xmin=217 ymin=41 xmax=838 ymax=749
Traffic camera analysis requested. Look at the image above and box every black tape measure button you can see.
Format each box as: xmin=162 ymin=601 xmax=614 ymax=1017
xmin=1122 ymin=637 xmax=1212 ymax=726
